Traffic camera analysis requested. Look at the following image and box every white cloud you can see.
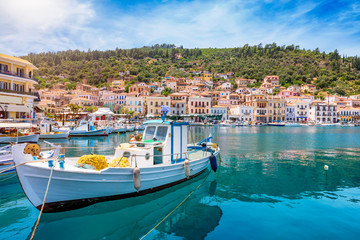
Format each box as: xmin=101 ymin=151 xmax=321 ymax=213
xmin=0 ymin=0 xmax=95 ymax=55
xmin=0 ymin=0 xmax=359 ymax=56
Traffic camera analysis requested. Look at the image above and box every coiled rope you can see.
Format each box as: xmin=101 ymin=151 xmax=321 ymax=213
xmin=30 ymin=165 xmax=55 ymax=240
xmin=139 ymin=171 xmax=211 ymax=240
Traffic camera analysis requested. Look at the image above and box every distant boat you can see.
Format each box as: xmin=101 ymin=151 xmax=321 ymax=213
xmin=0 ymin=122 xmax=39 ymax=143
xmin=38 ymin=121 xmax=69 ymax=139
xmin=267 ymin=122 xmax=285 ymax=126
xmin=69 ymin=121 xmax=109 ymax=137
xmin=285 ymin=123 xmax=300 ymax=127
xmin=0 ymin=145 xmax=14 ymax=175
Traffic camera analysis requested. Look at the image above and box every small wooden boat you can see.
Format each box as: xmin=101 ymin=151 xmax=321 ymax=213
xmin=39 ymin=121 xmax=69 ymax=139
xmin=267 ymin=122 xmax=285 ymax=126
xmin=69 ymin=121 xmax=108 ymax=137
xmin=0 ymin=122 xmax=39 ymax=143
xmin=12 ymin=119 xmax=219 ymax=212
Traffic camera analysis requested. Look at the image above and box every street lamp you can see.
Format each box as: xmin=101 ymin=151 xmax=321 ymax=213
xmin=62 ymin=109 xmax=65 ymax=126
xmin=4 ymin=105 xmax=8 ymax=119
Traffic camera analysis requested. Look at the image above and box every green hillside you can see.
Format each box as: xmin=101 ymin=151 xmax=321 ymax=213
xmin=22 ymin=43 xmax=360 ymax=96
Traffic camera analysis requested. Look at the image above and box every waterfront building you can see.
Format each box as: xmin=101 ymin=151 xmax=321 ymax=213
xmin=294 ymin=100 xmax=310 ymax=122
xmin=338 ymin=107 xmax=360 ymax=122
xmin=267 ymin=97 xmax=286 ymax=122
xmin=146 ymin=96 xmax=170 ymax=117
xmin=188 ymin=96 xmax=211 ymax=115
xmin=170 ymin=100 xmax=186 ymax=116
xmin=229 ymin=105 xmax=253 ymax=122
xmin=246 ymin=92 xmax=268 ymax=122
xmin=0 ymin=53 xmax=38 ymax=118
xmin=286 ymin=102 xmax=296 ymax=122
xmin=309 ymin=100 xmax=338 ymax=123
xmin=211 ymin=105 xmax=228 ymax=120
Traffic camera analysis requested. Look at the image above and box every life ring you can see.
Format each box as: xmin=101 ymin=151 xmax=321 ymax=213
xmin=135 ymin=133 xmax=143 ymax=141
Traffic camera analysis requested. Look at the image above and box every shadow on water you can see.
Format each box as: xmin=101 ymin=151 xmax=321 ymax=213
xmin=30 ymin=172 xmax=222 ymax=240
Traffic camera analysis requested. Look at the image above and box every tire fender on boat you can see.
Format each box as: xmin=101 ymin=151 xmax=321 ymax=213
xmin=184 ymin=160 xmax=190 ymax=179
xmin=209 ymin=154 xmax=217 ymax=172
xmin=133 ymin=167 xmax=141 ymax=191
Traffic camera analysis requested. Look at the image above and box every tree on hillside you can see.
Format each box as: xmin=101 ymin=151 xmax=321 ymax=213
xmin=161 ymin=87 xmax=172 ymax=96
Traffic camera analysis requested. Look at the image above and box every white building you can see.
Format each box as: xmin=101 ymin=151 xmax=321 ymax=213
xmin=125 ymin=94 xmax=144 ymax=114
xmin=170 ymin=100 xmax=186 ymax=116
xmin=309 ymin=101 xmax=338 ymax=123
xmin=286 ymin=104 xmax=295 ymax=122
xmin=229 ymin=105 xmax=253 ymax=122
xmin=211 ymin=106 xmax=228 ymax=120
xmin=294 ymin=100 xmax=310 ymax=122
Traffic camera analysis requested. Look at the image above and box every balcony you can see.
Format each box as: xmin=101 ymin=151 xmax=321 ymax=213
xmin=0 ymin=88 xmax=37 ymax=96
xmin=0 ymin=69 xmax=36 ymax=81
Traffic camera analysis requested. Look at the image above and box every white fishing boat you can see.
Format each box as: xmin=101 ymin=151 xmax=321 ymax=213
xmin=0 ymin=122 xmax=39 ymax=143
xmin=125 ymin=124 xmax=135 ymax=132
xmin=110 ymin=122 xmax=127 ymax=133
xmin=219 ymin=120 xmax=235 ymax=127
xmin=12 ymin=117 xmax=219 ymax=212
xmin=267 ymin=122 xmax=285 ymax=126
xmin=285 ymin=122 xmax=300 ymax=127
xmin=39 ymin=121 xmax=69 ymax=139
xmin=69 ymin=120 xmax=109 ymax=137
xmin=0 ymin=145 xmax=14 ymax=175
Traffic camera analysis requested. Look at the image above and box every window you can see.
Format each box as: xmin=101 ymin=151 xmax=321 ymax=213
xmin=144 ymin=126 xmax=156 ymax=140
xmin=152 ymin=126 xmax=168 ymax=142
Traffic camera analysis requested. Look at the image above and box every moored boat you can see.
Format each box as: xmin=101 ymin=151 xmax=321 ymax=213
xmin=12 ymin=118 xmax=220 ymax=213
xmin=38 ymin=121 xmax=69 ymax=139
xmin=69 ymin=120 xmax=108 ymax=137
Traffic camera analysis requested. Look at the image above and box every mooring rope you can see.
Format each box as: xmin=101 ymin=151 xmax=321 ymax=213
xmin=218 ymin=153 xmax=238 ymax=169
xmin=139 ymin=171 xmax=211 ymax=240
xmin=30 ymin=165 xmax=55 ymax=240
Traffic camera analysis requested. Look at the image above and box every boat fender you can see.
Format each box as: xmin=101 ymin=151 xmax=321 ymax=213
xmin=209 ymin=154 xmax=217 ymax=172
xmin=133 ymin=167 xmax=141 ymax=191
xmin=184 ymin=160 xmax=190 ymax=179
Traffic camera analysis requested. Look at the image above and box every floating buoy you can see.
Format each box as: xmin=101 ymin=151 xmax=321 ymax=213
xmin=133 ymin=167 xmax=141 ymax=191
xmin=324 ymin=165 xmax=329 ymax=171
xmin=209 ymin=154 xmax=217 ymax=172
xmin=184 ymin=160 xmax=190 ymax=178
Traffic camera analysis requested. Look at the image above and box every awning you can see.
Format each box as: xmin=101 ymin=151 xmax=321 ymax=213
xmin=0 ymin=122 xmax=33 ymax=128
xmin=296 ymin=116 xmax=308 ymax=118
xmin=6 ymin=105 xmax=30 ymax=113
xmin=34 ymin=106 xmax=43 ymax=113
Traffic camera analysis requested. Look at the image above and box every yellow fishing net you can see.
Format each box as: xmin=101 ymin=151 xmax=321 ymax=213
xmin=108 ymin=157 xmax=130 ymax=168
xmin=77 ymin=155 xmax=109 ymax=170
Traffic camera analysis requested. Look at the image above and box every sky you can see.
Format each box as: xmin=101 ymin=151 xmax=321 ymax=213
xmin=0 ymin=0 xmax=359 ymax=56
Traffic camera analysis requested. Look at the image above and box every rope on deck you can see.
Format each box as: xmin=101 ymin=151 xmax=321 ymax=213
xmin=139 ymin=171 xmax=211 ymax=240
xmin=30 ymin=165 xmax=55 ymax=240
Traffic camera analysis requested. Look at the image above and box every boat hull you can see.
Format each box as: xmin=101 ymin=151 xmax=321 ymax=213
xmin=0 ymin=134 xmax=39 ymax=143
xmin=12 ymin=144 xmax=215 ymax=213
xmin=39 ymin=132 xmax=69 ymax=139
xmin=69 ymin=129 xmax=108 ymax=137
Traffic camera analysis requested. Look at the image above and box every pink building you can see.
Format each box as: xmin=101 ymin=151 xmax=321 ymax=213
xmin=277 ymin=90 xmax=297 ymax=99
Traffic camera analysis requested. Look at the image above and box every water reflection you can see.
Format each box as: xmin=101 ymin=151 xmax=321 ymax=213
xmin=32 ymin=172 xmax=222 ymax=240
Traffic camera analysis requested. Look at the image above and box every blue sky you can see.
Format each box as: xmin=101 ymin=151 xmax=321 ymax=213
xmin=0 ymin=0 xmax=359 ymax=56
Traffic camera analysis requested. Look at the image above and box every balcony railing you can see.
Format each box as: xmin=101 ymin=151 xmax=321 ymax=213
xmin=0 ymin=70 xmax=35 ymax=81
xmin=0 ymin=88 xmax=37 ymax=96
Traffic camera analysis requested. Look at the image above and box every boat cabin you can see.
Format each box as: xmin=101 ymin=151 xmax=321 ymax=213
xmin=114 ymin=120 xmax=188 ymax=167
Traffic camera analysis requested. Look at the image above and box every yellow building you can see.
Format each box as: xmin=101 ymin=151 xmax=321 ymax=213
xmin=111 ymin=79 xmax=125 ymax=88
xmin=203 ymin=72 xmax=212 ymax=81
xmin=0 ymin=53 xmax=38 ymax=119
xmin=267 ymin=97 xmax=286 ymax=122
xmin=146 ymin=96 xmax=170 ymax=117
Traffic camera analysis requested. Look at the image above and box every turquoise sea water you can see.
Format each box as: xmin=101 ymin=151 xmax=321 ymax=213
xmin=1 ymin=126 xmax=360 ymax=239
